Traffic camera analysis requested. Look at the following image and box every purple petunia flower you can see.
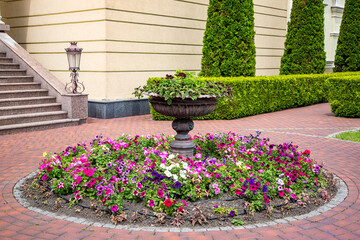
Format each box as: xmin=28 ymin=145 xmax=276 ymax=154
xmin=229 ymin=210 xmax=235 ymax=216
xmin=175 ymin=181 xmax=182 ymax=188
xmin=166 ymin=74 xmax=174 ymax=79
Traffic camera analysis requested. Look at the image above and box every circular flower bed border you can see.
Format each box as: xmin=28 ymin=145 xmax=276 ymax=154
xmin=19 ymin=132 xmax=345 ymax=228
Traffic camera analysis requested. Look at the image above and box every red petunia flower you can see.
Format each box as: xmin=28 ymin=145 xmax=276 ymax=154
xmin=303 ymin=149 xmax=311 ymax=155
xmin=164 ymin=198 xmax=172 ymax=207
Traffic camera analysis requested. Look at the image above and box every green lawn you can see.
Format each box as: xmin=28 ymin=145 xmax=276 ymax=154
xmin=334 ymin=130 xmax=360 ymax=143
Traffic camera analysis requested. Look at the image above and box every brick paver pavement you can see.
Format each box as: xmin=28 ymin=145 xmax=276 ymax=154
xmin=0 ymin=103 xmax=359 ymax=239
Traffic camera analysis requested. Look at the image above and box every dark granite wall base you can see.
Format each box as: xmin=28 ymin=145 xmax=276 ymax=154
xmin=88 ymin=99 xmax=150 ymax=119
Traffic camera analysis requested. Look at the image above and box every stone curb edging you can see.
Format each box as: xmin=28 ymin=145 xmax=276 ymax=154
xmin=13 ymin=171 xmax=348 ymax=233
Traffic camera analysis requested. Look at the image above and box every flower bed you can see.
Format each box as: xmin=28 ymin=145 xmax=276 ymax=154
xmin=33 ymin=132 xmax=336 ymax=226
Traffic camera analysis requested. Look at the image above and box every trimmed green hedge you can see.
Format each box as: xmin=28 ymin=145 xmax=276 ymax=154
xmin=149 ymin=72 xmax=359 ymax=120
xmin=326 ymin=76 xmax=360 ymax=117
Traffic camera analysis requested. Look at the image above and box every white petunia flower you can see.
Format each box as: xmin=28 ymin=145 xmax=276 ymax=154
xmin=164 ymin=170 xmax=172 ymax=177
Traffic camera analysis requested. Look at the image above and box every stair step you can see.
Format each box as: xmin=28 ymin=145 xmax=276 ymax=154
xmin=0 ymin=118 xmax=80 ymax=135
xmin=0 ymin=89 xmax=48 ymax=99
xmin=0 ymin=69 xmax=27 ymax=76
xmin=0 ymin=103 xmax=62 ymax=116
xmin=0 ymin=63 xmax=20 ymax=69
xmin=0 ymin=96 xmax=56 ymax=107
xmin=0 ymin=111 xmax=68 ymax=125
xmin=0 ymin=76 xmax=34 ymax=83
xmin=0 ymin=52 xmax=6 ymax=57
xmin=0 ymin=82 xmax=41 ymax=91
xmin=0 ymin=57 xmax=13 ymax=63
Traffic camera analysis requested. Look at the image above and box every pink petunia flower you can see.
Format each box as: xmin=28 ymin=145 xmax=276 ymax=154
xmin=83 ymin=168 xmax=96 ymax=177
xmin=148 ymin=199 xmax=154 ymax=207
xmin=57 ymin=181 xmax=64 ymax=189
xmin=110 ymin=205 xmax=118 ymax=212
xmin=157 ymin=190 xmax=164 ymax=198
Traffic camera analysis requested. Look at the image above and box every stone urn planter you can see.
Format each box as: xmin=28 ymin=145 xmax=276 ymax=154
xmin=149 ymin=95 xmax=218 ymax=157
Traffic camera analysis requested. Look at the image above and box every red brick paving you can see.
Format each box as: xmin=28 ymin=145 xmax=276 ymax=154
xmin=0 ymin=103 xmax=359 ymax=239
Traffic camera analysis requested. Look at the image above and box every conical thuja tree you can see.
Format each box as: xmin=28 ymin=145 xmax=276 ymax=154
xmin=201 ymin=0 xmax=256 ymax=77
xmin=280 ymin=0 xmax=326 ymax=75
xmin=334 ymin=0 xmax=360 ymax=72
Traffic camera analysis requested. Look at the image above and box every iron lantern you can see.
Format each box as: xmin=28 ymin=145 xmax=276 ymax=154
xmin=65 ymin=42 xmax=82 ymax=70
xmin=65 ymin=42 xmax=85 ymax=94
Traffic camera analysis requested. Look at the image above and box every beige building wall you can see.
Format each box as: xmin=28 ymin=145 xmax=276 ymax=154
xmin=2 ymin=0 xmax=289 ymax=101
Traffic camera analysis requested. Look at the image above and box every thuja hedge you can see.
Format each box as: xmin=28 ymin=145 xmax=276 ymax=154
xmin=280 ymin=0 xmax=326 ymax=75
xmin=200 ymin=0 xmax=256 ymax=77
xmin=149 ymin=72 xmax=360 ymax=120
xmin=334 ymin=0 xmax=360 ymax=72
xmin=326 ymin=76 xmax=360 ymax=117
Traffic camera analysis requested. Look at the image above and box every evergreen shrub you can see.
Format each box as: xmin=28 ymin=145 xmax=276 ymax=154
xmin=280 ymin=0 xmax=326 ymax=75
xmin=334 ymin=0 xmax=360 ymax=72
xmin=201 ymin=0 xmax=255 ymax=77
xmin=326 ymin=76 xmax=360 ymax=117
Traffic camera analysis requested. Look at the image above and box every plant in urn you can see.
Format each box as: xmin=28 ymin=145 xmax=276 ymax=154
xmin=134 ymin=70 xmax=232 ymax=157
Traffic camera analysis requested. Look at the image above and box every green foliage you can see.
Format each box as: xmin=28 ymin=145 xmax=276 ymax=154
xmin=150 ymin=72 xmax=360 ymax=120
xmin=334 ymin=130 xmax=360 ymax=143
xmin=280 ymin=0 xmax=326 ymax=75
xmin=201 ymin=0 xmax=256 ymax=77
xmin=232 ymin=219 xmax=246 ymax=226
xmin=326 ymin=76 xmax=360 ymax=117
xmin=133 ymin=70 xmax=232 ymax=105
xmin=334 ymin=0 xmax=360 ymax=72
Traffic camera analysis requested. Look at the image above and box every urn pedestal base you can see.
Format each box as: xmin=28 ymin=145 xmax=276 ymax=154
xmin=170 ymin=119 xmax=195 ymax=157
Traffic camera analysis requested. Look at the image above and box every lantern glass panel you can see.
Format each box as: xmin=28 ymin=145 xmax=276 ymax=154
xmin=75 ymin=53 xmax=81 ymax=70
xmin=67 ymin=52 xmax=77 ymax=70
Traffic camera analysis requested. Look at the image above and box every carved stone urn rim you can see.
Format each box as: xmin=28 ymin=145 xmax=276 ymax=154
xmin=144 ymin=92 xmax=218 ymax=99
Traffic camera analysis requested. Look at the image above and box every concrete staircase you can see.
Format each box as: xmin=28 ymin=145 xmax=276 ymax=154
xmin=0 ymin=51 xmax=80 ymax=135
